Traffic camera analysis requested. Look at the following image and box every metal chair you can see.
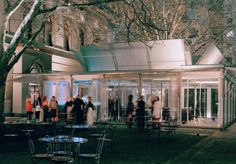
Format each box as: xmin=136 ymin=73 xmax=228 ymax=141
xmin=78 ymin=131 xmax=107 ymax=164
xmin=50 ymin=136 xmax=74 ymax=163
xmin=160 ymin=118 xmax=177 ymax=142
xmin=27 ymin=133 xmax=52 ymax=164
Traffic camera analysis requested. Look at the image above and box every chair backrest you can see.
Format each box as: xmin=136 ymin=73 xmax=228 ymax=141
xmin=96 ymin=132 xmax=107 ymax=156
xmin=26 ymin=132 xmax=35 ymax=155
xmin=71 ymin=128 xmax=75 ymax=138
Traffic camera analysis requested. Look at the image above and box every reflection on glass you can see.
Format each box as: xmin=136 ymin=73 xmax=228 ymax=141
xmin=44 ymin=81 xmax=56 ymax=101
xmin=142 ymin=79 xmax=169 ymax=110
xmin=58 ymin=81 xmax=70 ymax=105
xmin=106 ymin=80 xmax=138 ymax=121
xmin=182 ymin=79 xmax=218 ymax=123
xmin=211 ymin=89 xmax=218 ymax=118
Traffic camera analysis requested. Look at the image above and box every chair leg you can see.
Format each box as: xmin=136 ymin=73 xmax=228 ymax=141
xmin=96 ymin=157 xmax=100 ymax=164
xmin=31 ymin=157 xmax=36 ymax=164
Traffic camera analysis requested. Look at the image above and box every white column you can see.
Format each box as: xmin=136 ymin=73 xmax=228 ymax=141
xmin=100 ymin=78 xmax=106 ymax=120
xmin=186 ymin=80 xmax=189 ymax=121
xmin=70 ymin=75 xmax=73 ymax=97
xmin=178 ymin=74 xmax=182 ymax=124
xmin=138 ymin=74 xmax=142 ymax=96
xmin=207 ymin=87 xmax=211 ymax=118
xmin=169 ymin=76 xmax=178 ymax=118
xmin=194 ymin=87 xmax=197 ymax=116
xmin=12 ymin=56 xmax=23 ymax=114
xmin=180 ymin=87 xmax=184 ymax=123
xmin=13 ymin=83 xmax=23 ymax=114
xmin=218 ymin=71 xmax=224 ymax=128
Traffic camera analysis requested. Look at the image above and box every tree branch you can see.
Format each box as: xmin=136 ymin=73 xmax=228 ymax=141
xmin=168 ymin=0 xmax=185 ymax=38
xmin=71 ymin=0 xmax=124 ymax=8
xmin=38 ymin=5 xmax=58 ymax=14
xmin=4 ymin=0 xmax=26 ymax=48
xmin=7 ymin=20 xmax=46 ymax=72
xmin=3 ymin=0 xmax=43 ymax=65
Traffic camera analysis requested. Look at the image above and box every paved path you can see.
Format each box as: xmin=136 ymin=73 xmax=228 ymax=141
xmin=167 ymin=123 xmax=236 ymax=164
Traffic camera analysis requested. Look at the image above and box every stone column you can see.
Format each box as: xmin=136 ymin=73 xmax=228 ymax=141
xmin=218 ymin=70 xmax=224 ymax=128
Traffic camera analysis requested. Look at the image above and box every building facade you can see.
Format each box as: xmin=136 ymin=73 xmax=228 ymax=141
xmin=3 ymin=1 xmax=236 ymax=129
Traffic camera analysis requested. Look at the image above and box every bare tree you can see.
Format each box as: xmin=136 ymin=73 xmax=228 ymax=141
xmin=0 ymin=0 xmax=123 ymax=122
xmin=0 ymin=0 xmax=233 ymax=122
xmin=101 ymin=0 xmax=227 ymax=56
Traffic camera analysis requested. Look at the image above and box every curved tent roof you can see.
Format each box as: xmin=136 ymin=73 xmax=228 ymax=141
xmin=76 ymin=39 xmax=191 ymax=72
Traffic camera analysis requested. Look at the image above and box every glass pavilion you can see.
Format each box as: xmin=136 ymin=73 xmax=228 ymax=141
xmin=12 ymin=39 xmax=236 ymax=129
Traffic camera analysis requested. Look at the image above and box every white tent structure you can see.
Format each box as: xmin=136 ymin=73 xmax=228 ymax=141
xmin=8 ymin=39 xmax=236 ymax=129
xmin=78 ymin=39 xmax=191 ymax=72
xmin=197 ymin=43 xmax=223 ymax=65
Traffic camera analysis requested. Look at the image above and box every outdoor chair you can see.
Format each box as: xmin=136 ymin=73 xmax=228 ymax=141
xmin=58 ymin=112 xmax=67 ymax=126
xmin=160 ymin=118 xmax=177 ymax=142
xmin=27 ymin=133 xmax=52 ymax=164
xmin=78 ymin=131 xmax=107 ymax=164
xmin=50 ymin=136 xmax=74 ymax=163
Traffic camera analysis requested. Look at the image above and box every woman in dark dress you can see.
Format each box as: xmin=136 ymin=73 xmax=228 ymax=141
xmin=126 ymin=95 xmax=134 ymax=128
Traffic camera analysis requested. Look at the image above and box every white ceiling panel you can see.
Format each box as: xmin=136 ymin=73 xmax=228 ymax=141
xmin=81 ymin=39 xmax=187 ymax=72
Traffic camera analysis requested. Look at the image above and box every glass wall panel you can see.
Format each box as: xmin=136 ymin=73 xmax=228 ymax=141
xmin=211 ymin=89 xmax=218 ymax=118
xmin=44 ymin=81 xmax=56 ymax=101
xmin=73 ymin=80 xmax=92 ymax=103
xmin=44 ymin=81 xmax=70 ymax=106
xmin=181 ymin=79 xmax=218 ymax=127
xmin=58 ymin=81 xmax=70 ymax=105
xmin=142 ymin=79 xmax=170 ymax=119
xmin=73 ymin=79 xmax=101 ymax=119
xmin=106 ymin=80 xmax=138 ymax=121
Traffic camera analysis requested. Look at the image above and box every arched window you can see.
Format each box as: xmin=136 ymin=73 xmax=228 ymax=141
xmin=29 ymin=63 xmax=43 ymax=74
xmin=45 ymin=19 xmax=53 ymax=46
xmin=79 ymin=29 xmax=85 ymax=47
xmin=64 ymin=22 xmax=70 ymax=51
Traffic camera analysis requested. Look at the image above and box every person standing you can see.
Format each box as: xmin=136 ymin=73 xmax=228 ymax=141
xmin=137 ymin=95 xmax=145 ymax=130
xmin=35 ymin=97 xmax=42 ymax=123
xmin=126 ymin=94 xmax=134 ymax=128
xmin=64 ymin=96 xmax=73 ymax=121
xmin=153 ymin=96 xmax=162 ymax=121
xmin=48 ymin=96 xmax=59 ymax=123
xmin=86 ymin=96 xmax=94 ymax=126
xmin=42 ymin=96 xmax=49 ymax=123
xmin=108 ymin=95 xmax=114 ymax=119
xmin=73 ymin=94 xmax=85 ymax=125
xmin=25 ymin=95 xmax=33 ymax=123
xmin=114 ymin=94 xmax=120 ymax=121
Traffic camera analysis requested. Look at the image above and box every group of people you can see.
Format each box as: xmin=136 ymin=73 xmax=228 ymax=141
xmin=25 ymin=94 xmax=96 ymax=125
xmin=125 ymin=95 xmax=162 ymax=129
xmin=25 ymin=95 xmax=60 ymax=124
xmin=25 ymin=93 xmax=162 ymax=127
xmin=125 ymin=95 xmax=146 ymax=129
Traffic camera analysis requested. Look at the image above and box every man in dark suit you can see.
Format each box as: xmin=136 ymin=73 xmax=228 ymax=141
xmin=137 ymin=95 xmax=145 ymax=130
xmin=73 ymin=94 xmax=85 ymax=125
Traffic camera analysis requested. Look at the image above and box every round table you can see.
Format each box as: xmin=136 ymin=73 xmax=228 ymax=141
xmin=38 ymin=135 xmax=88 ymax=144
xmin=39 ymin=135 xmax=88 ymax=161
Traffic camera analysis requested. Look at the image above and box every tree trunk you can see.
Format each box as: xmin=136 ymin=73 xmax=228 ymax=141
xmin=0 ymin=73 xmax=7 ymax=123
